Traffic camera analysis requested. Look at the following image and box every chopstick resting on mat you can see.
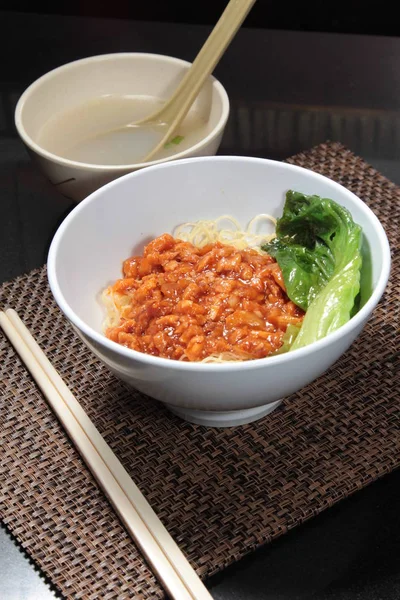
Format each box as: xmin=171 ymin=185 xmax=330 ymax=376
xmin=0 ymin=309 xmax=213 ymax=600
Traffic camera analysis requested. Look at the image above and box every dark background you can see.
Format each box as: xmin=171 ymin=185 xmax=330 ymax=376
xmin=1 ymin=0 xmax=399 ymax=37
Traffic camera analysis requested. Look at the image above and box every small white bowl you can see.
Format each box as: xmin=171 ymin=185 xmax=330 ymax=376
xmin=15 ymin=53 xmax=230 ymax=202
xmin=47 ymin=156 xmax=391 ymax=427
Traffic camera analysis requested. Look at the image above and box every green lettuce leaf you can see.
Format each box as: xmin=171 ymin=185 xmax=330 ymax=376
xmin=273 ymin=323 xmax=301 ymax=354
xmin=262 ymin=190 xmax=362 ymax=350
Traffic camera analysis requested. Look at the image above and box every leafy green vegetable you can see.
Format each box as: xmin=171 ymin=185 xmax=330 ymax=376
xmin=262 ymin=190 xmax=362 ymax=350
xmin=274 ymin=324 xmax=301 ymax=354
xmin=164 ymin=135 xmax=184 ymax=149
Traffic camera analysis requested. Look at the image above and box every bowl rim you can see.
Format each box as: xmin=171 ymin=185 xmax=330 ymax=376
xmin=47 ymin=155 xmax=392 ymax=372
xmin=14 ymin=52 xmax=230 ymax=171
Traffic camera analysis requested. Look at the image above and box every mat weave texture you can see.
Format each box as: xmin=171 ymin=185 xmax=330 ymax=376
xmin=1 ymin=142 xmax=399 ymax=599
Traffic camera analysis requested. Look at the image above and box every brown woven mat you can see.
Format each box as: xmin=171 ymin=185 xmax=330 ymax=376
xmin=1 ymin=142 xmax=399 ymax=599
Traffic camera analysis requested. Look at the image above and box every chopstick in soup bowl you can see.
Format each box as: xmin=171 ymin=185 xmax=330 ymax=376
xmin=0 ymin=309 xmax=212 ymax=600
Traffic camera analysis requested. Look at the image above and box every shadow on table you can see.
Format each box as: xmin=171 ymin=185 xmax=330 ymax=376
xmin=208 ymin=467 xmax=400 ymax=599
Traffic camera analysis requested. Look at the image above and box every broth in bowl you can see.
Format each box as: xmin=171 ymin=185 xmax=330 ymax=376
xmin=15 ymin=53 xmax=229 ymax=201
xmin=37 ymin=94 xmax=209 ymax=166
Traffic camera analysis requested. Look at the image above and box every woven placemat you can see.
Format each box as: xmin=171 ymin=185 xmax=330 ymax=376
xmin=1 ymin=141 xmax=399 ymax=599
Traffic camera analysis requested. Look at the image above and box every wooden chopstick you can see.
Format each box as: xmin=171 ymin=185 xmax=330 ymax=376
xmin=0 ymin=309 xmax=213 ymax=600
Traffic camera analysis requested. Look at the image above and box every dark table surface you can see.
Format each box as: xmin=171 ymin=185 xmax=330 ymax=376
xmin=1 ymin=9 xmax=400 ymax=600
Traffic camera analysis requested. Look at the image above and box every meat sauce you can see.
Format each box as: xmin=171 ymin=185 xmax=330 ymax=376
xmin=105 ymin=234 xmax=304 ymax=361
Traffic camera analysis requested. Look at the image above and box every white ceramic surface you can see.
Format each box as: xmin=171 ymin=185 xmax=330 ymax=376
xmin=47 ymin=157 xmax=391 ymax=427
xmin=15 ymin=53 xmax=230 ymax=202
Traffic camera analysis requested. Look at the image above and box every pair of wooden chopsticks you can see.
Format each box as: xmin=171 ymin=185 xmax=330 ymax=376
xmin=0 ymin=309 xmax=213 ymax=600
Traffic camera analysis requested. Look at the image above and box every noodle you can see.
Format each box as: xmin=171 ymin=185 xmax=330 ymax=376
xmin=101 ymin=287 xmax=131 ymax=329
xmin=195 ymin=351 xmax=252 ymax=363
xmin=173 ymin=214 xmax=276 ymax=252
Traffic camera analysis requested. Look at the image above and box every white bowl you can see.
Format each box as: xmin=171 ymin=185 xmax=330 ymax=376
xmin=47 ymin=156 xmax=391 ymax=427
xmin=15 ymin=53 xmax=230 ymax=202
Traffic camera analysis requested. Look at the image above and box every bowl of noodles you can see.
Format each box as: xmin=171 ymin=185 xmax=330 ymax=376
xmin=47 ymin=156 xmax=391 ymax=427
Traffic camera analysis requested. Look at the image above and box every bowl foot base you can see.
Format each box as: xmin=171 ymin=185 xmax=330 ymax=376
xmin=168 ymin=400 xmax=283 ymax=428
